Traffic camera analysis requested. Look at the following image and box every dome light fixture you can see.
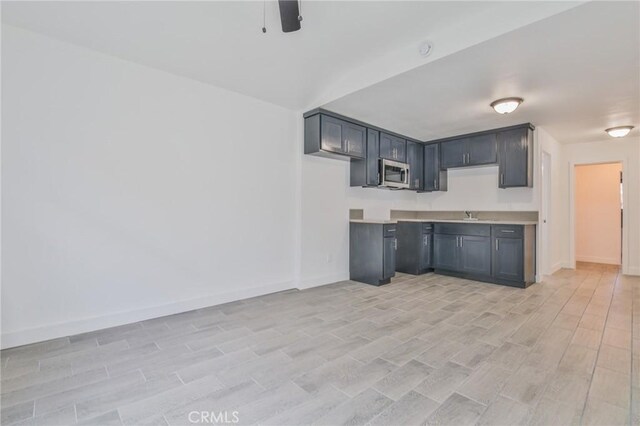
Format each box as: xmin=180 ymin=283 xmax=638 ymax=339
xmin=490 ymin=97 xmax=524 ymax=114
xmin=605 ymin=126 xmax=634 ymax=138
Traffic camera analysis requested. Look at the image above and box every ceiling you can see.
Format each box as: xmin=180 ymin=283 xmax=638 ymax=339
xmin=323 ymin=1 xmax=640 ymax=144
xmin=2 ymin=1 xmax=582 ymax=111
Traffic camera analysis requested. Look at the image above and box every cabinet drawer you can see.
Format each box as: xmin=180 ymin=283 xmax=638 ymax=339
xmin=492 ymin=225 xmax=523 ymax=238
xmin=434 ymin=223 xmax=490 ymax=237
xmin=383 ymin=225 xmax=397 ymax=237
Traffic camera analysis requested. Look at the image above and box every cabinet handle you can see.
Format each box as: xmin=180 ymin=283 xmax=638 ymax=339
xmin=394 ymin=239 xmax=398 ymax=250
xmin=500 ymin=173 xmax=504 ymax=185
xmin=462 ymin=153 xmax=465 ymax=164
xmin=460 ymin=237 xmax=463 ymax=248
xmin=501 ymin=230 xmax=515 ymax=233
xmin=495 ymin=240 xmax=499 ymax=251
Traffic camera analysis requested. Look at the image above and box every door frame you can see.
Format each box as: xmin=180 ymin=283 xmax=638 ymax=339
xmin=539 ymin=150 xmax=552 ymax=277
xmin=569 ymin=160 xmax=628 ymax=272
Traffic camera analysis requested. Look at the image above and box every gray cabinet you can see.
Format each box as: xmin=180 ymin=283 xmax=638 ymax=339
xmin=406 ymin=141 xmax=424 ymax=190
xmin=498 ymin=127 xmax=534 ymax=188
xmin=493 ymin=237 xmax=524 ymax=282
xmin=440 ymin=139 xmax=467 ymax=169
xmin=423 ymin=143 xmax=447 ymax=192
xmin=433 ymin=234 xmax=459 ymax=271
xmin=433 ymin=223 xmax=492 ymax=279
xmin=383 ymin=236 xmax=397 ymax=279
xmin=380 ymin=133 xmax=406 ymax=162
xmin=460 ymin=236 xmax=492 ymax=276
xmin=491 ymin=224 xmax=536 ymax=287
xmin=441 ymin=134 xmax=497 ymax=169
xmin=350 ymin=129 xmax=380 ymax=187
xmin=396 ymin=222 xmax=432 ymax=275
xmin=350 ymin=222 xmax=396 ymax=286
xmin=305 ymin=114 xmax=365 ymax=159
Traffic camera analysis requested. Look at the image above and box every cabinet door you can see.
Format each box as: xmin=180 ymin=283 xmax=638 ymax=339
xmin=493 ymin=237 xmax=524 ymax=282
xmin=383 ymin=237 xmax=397 ymax=279
xmin=366 ymin=129 xmax=380 ymax=186
xmin=460 ymin=236 xmax=492 ymax=276
xmin=320 ymin=115 xmax=345 ymax=154
xmin=380 ymin=133 xmax=406 ymax=161
xmin=406 ymin=141 xmax=424 ymax=190
xmin=422 ymin=234 xmax=432 ymax=269
xmin=393 ymin=137 xmax=407 ymax=162
xmin=379 ymin=133 xmax=394 ymax=160
xmin=467 ymin=134 xmax=497 ymax=166
xmin=440 ymin=139 xmax=467 ymax=169
xmin=433 ymin=234 xmax=459 ymax=271
xmin=344 ymin=123 xmax=366 ymax=159
xmin=423 ymin=144 xmax=440 ymax=191
xmin=498 ymin=128 xmax=530 ymax=188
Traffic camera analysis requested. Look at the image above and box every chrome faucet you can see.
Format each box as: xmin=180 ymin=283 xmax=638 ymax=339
xmin=464 ymin=211 xmax=475 ymax=219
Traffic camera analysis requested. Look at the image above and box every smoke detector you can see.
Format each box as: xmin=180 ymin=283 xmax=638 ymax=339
xmin=419 ymin=41 xmax=433 ymax=57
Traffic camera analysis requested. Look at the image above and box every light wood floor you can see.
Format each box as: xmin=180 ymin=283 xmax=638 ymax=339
xmin=1 ymin=264 xmax=638 ymax=425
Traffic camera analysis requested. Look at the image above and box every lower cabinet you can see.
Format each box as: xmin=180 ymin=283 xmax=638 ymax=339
xmin=433 ymin=233 xmax=491 ymax=278
xmin=493 ymin=237 xmax=524 ymax=282
xmin=460 ymin=236 xmax=492 ymax=276
xmin=350 ymin=221 xmax=535 ymax=288
xmin=433 ymin=234 xmax=459 ymax=271
xmin=396 ymin=222 xmax=432 ymax=275
xmin=433 ymin=223 xmax=535 ymax=287
xmin=350 ymin=222 xmax=397 ymax=286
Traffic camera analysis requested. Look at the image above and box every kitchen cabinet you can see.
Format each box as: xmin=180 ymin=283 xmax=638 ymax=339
xmin=433 ymin=223 xmax=492 ymax=280
xmin=422 ymin=143 xmax=447 ymax=192
xmin=491 ymin=224 xmax=536 ymax=286
xmin=350 ymin=129 xmax=380 ymax=187
xmin=440 ymin=134 xmax=497 ymax=169
xmin=498 ymin=126 xmax=534 ymax=188
xmin=433 ymin=234 xmax=459 ymax=271
xmin=379 ymin=133 xmax=406 ymax=162
xmin=350 ymin=222 xmax=397 ymax=286
xmin=460 ymin=235 xmax=492 ymax=276
xmin=406 ymin=141 xmax=424 ymax=190
xmin=396 ymin=222 xmax=432 ymax=275
xmin=304 ymin=114 xmax=366 ymax=159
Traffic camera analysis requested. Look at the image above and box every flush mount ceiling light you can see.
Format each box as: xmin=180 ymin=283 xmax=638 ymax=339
xmin=605 ymin=126 xmax=634 ymax=138
xmin=490 ymin=97 xmax=524 ymax=114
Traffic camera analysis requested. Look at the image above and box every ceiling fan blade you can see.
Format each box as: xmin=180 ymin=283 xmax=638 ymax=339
xmin=278 ymin=0 xmax=301 ymax=33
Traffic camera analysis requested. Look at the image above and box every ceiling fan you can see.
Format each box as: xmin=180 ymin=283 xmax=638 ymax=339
xmin=262 ymin=0 xmax=303 ymax=33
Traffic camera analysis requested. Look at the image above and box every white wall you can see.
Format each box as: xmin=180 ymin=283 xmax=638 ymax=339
xmin=575 ymin=163 xmax=622 ymax=265
xmin=299 ymin=154 xmax=416 ymax=288
xmin=1 ymin=26 xmax=298 ymax=348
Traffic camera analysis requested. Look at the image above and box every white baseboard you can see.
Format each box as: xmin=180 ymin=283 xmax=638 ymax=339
xmin=575 ymin=255 xmax=621 ymax=266
xmin=625 ymin=267 xmax=640 ymax=276
xmin=548 ymin=262 xmax=564 ymax=275
xmin=297 ymin=272 xmax=350 ymax=290
xmin=1 ymin=280 xmax=293 ymax=350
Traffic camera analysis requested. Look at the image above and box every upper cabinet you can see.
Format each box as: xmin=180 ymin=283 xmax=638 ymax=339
xmin=406 ymin=141 xmax=423 ymax=190
xmin=440 ymin=134 xmax=497 ymax=169
xmin=379 ymin=133 xmax=406 ymax=162
xmin=304 ymin=108 xmax=534 ymax=191
xmin=350 ymin=129 xmax=380 ymax=187
xmin=498 ymin=126 xmax=534 ymax=188
xmin=304 ymin=114 xmax=365 ymax=159
xmin=422 ymin=143 xmax=447 ymax=192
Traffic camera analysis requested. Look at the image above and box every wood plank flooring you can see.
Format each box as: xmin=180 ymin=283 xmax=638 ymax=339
xmin=1 ymin=263 xmax=638 ymax=425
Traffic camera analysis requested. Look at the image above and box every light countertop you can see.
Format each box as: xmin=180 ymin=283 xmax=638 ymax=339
xmin=350 ymin=219 xmax=537 ymax=225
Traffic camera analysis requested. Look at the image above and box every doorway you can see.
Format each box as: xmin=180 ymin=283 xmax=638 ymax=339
xmin=574 ymin=162 xmax=623 ymax=267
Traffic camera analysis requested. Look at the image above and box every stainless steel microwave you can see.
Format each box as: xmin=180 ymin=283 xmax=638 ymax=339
xmin=379 ymin=159 xmax=410 ymax=189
